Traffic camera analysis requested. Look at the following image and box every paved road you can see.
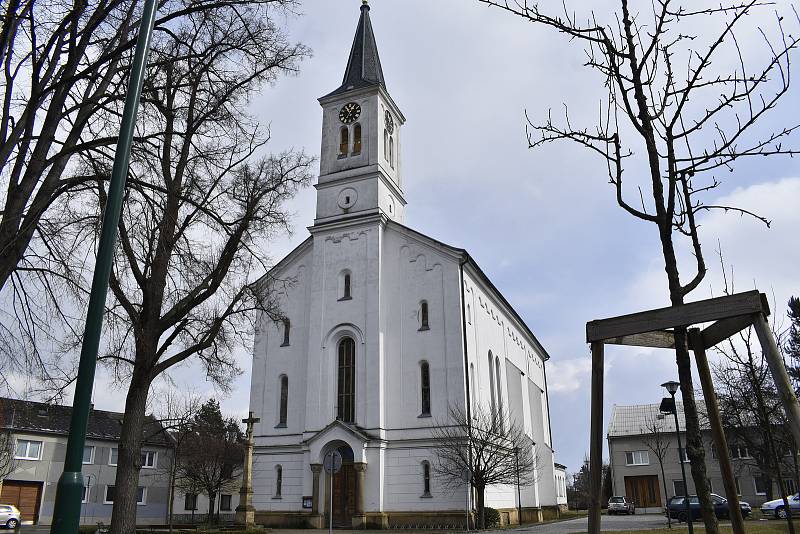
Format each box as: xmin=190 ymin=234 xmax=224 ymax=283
xmin=489 ymin=513 xmax=673 ymax=534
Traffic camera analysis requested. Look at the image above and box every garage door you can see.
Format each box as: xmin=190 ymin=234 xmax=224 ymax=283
xmin=1 ymin=480 xmax=43 ymax=523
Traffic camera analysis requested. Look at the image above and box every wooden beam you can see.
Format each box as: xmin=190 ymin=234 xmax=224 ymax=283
xmin=586 ymin=290 xmax=765 ymax=342
xmin=588 ymin=342 xmax=604 ymax=534
xmin=689 ymin=328 xmax=746 ymax=534
xmin=699 ymin=315 xmax=753 ymax=349
xmin=603 ymin=330 xmax=677 ymax=349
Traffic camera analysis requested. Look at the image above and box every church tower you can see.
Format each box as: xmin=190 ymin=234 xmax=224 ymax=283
xmin=315 ymin=0 xmax=406 ymax=227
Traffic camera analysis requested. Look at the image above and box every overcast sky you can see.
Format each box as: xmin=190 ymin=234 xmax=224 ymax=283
xmin=78 ymin=0 xmax=800 ymax=475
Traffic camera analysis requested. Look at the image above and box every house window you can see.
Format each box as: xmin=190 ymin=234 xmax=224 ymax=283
xmin=278 ymin=375 xmax=288 ymax=427
xmin=421 ymin=461 xmax=432 ymax=497
xmin=109 ymin=447 xmax=118 ymax=466
xmin=353 ymin=124 xmax=362 ymax=154
xmin=337 ymin=337 xmax=356 ymax=423
xmin=673 ymin=480 xmax=686 ymax=496
xmin=275 ymin=465 xmax=283 ymax=497
xmin=729 ymin=445 xmax=750 ymax=459
xmin=625 ymin=450 xmax=650 ymax=466
xmin=15 ymin=439 xmax=42 ymax=460
xmin=184 ymin=493 xmax=198 ymax=511
xmin=104 ymin=486 xmax=146 ymax=505
xmin=82 ymin=446 xmax=95 ymax=464
xmin=420 ymin=361 xmax=431 ymax=416
xmin=220 ymin=494 xmax=232 ymax=511
xmin=81 ymin=485 xmax=89 ymax=504
xmin=281 ymin=319 xmax=290 ymax=346
xmin=140 ymin=450 xmax=157 ymax=469
xmin=754 ymin=475 xmax=769 ymax=495
xmin=339 ymin=127 xmax=349 ymax=156
xmin=419 ymin=301 xmax=429 ymax=330
xmin=678 ymin=447 xmax=690 ymax=463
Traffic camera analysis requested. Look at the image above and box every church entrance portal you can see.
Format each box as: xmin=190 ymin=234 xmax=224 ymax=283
xmin=328 ymin=445 xmax=356 ymax=527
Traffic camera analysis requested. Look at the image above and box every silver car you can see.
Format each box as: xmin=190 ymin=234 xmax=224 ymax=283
xmin=0 ymin=505 xmax=21 ymax=529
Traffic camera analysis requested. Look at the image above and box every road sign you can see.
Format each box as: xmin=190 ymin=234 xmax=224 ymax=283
xmin=324 ymin=450 xmax=342 ymax=474
xmin=461 ymin=468 xmax=473 ymax=483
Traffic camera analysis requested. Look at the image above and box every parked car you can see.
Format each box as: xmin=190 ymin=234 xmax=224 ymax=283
xmin=0 ymin=505 xmax=21 ymax=529
xmin=608 ymin=496 xmax=635 ymax=515
xmin=760 ymin=493 xmax=800 ymax=519
xmin=666 ymin=494 xmax=752 ymax=521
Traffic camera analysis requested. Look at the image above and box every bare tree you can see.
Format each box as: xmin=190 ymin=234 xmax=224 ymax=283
xmin=0 ymin=0 xmax=309 ymax=397
xmin=640 ymin=413 xmax=672 ymax=527
xmin=38 ymin=3 xmax=312 ymax=533
xmin=479 ymin=1 xmax=800 ymax=531
xmin=432 ymin=405 xmax=538 ymax=529
xmin=0 ymin=400 xmax=18 ymax=490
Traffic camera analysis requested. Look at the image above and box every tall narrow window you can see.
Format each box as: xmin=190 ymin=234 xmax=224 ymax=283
xmin=469 ymin=363 xmax=476 ymax=414
xmin=278 ymin=375 xmax=288 ymax=426
xmin=337 ymin=337 xmax=356 ymax=422
xmin=467 ymin=304 xmax=472 ymax=325
xmin=389 ymin=136 xmax=395 ymax=168
xmin=420 ymin=361 xmax=431 ymax=416
xmin=422 ymin=461 xmax=432 ymax=497
xmin=495 ymin=357 xmax=504 ymax=430
xmin=488 ymin=352 xmax=496 ymax=420
xmin=344 ymin=273 xmax=351 ymax=299
xmin=384 ymin=131 xmax=389 ymax=160
xmin=419 ymin=301 xmax=429 ymax=330
xmin=339 ymin=127 xmax=349 ymax=156
xmin=281 ymin=319 xmax=290 ymax=346
xmin=353 ymin=123 xmax=362 ymax=154
xmin=275 ymin=465 xmax=283 ymax=497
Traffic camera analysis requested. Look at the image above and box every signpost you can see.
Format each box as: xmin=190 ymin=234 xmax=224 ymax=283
xmin=323 ymin=451 xmax=342 ymax=534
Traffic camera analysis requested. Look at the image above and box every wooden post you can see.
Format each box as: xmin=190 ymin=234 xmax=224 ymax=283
xmin=752 ymin=313 xmax=800 ymax=447
xmin=588 ymin=341 xmax=604 ymax=534
xmin=688 ymin=329 xmax=745 ymax=534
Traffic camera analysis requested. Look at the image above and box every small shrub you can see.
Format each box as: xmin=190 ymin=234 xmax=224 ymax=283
xmin=484 ymin=507 xmax=500 ymax=528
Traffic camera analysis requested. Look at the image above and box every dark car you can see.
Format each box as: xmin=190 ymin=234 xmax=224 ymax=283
xmin=666 ymin=494 xmax=752 ymax=521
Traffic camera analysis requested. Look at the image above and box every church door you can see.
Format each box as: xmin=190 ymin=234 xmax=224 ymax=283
xmin=332 ymin=463 xmax=356 ymax=527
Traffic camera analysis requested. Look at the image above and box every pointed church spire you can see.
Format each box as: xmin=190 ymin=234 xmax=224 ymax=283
xmin=326 ymin=1 xmax=386 ymax=97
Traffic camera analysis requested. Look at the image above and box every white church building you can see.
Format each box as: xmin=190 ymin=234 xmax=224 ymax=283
xmin=247 ymin=2 xmax=559 ymax=528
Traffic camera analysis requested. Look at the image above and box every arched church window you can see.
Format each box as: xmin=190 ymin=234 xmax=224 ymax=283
xmin=495 ymin=356 xmax=504 ymax=431
xmin=275 ymin=465 xmax=283 ymax=497
xmin=420 ymin=361 xmax=431 ymax=416
xmin=467 ymin=304 xmax=472 ymax=325
xmin=278 ymin=375 xmax=288 ymax=427
xmin=353 ymin=123 xmax=362 ymax=154
xmin=488 ymin=351 xmax=496 ymax=421
xmin=337 ymin=337 xmax=356 ymax=423
xmin=389 ymin=136 xmax=395 ymax=168
xmin=469 ymin=363 xmax=477 ymax=415
xmin=421 ymin=461 xmax=432 ymax=497
xmin=384 ymin=130 xmax=389 ymax=161
xmin=281 ymin=319 xmax=290 ymax=346
xmin=339 ymin=127 xmax=349 ymax=157
xmin=342 ymin=272 xmax=352 ymax=300
xmin=419 ymin=301 xmax=429 ymax=331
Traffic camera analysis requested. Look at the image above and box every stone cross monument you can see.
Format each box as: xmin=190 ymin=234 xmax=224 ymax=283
xmin=235 ymin=411 xmax=260 ymax=526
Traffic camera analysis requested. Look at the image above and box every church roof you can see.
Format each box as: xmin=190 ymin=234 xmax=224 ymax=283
xmin=324 ymin=1 xmax=386 ymax=98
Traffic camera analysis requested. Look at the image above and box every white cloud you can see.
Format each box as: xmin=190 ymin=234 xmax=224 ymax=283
xmin=547 ymin=358 xmax=593 ymax=393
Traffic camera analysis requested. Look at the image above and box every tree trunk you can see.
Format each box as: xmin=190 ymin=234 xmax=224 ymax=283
xmin=476 ymin=484 xmax=486 ymax=529
xmin=659 ymin=460 xmax=671 ymax=528
xmin=110 ymin=372 xmax=151 ymax=534
xmin=208 ymin=492 xmax=216 ymax=525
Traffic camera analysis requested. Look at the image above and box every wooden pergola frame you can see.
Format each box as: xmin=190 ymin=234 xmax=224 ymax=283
xmin=585 ymin=290 xmax=800 ymax=534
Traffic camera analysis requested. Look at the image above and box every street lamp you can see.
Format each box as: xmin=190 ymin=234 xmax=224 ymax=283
xmin=660 ymin=380 xmax=693 ymax=534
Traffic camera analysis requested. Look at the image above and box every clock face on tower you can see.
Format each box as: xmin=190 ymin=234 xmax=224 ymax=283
xmin=384 ymin=110 xmax=394 ymax=134
xmin=339 ymin=103 xmax=361 ymax=124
